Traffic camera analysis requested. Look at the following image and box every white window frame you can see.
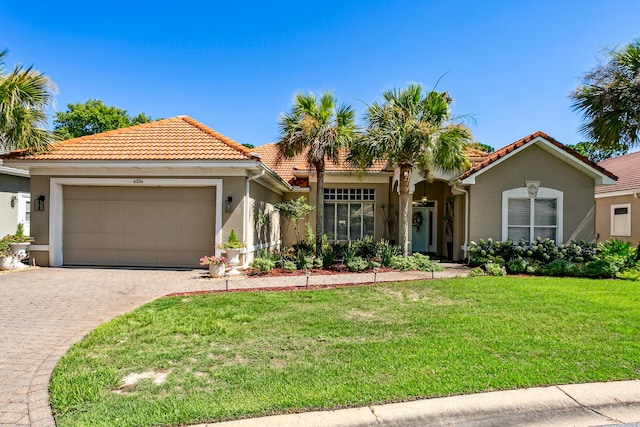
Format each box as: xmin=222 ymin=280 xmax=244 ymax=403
xmin=610 ymin=203 xmax=631 ymax=237
xmin=501 ymin=187 xmax=563 ymax=244
xmin=324 ymin=188 xmax=375 ymax=241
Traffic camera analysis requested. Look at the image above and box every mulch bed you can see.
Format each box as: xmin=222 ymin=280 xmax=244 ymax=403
xmin=245 ymin=266 xmax=395 ymax=277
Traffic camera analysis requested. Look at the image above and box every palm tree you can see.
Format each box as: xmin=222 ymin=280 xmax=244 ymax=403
xmin=0 ymin=49 xmax=55 ymax=152
xmin=349 ymin=83 xmax=472 ymax=256
xmin=570 ymin=39 xmax=640 ymax=152
xmin=277 ymin=91 xmax=357 ymax=255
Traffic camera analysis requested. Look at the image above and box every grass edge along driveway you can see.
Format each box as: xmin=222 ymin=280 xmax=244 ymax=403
xmin=50 ymin=276 xmax=640 ymax=427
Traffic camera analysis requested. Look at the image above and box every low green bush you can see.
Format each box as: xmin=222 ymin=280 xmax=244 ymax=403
xmin=282 ymin=260 xmax=297 ymax=272
xmin=346 ymin=256 xmax=368 ymax=272
xmin=581 ymin=260 xmax=618 ymax=278
xmin=484 ymin=262 xmax=506 ymax=276
xmin=469 ymin=267 xmax=485 ymax=276
xmin=542 ymin=259 xmax=575 ymax=277
xmin=250 ymin=258 xmax=276 ymax=272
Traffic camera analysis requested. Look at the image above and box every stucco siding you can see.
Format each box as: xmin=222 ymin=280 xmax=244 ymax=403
xmin=249 ymin=180 xmax=282 ymax=253
xmin=596 ymin=194 xmax=640 ymax=244
xmin=469 ymin=145 xmax=596 ymax=244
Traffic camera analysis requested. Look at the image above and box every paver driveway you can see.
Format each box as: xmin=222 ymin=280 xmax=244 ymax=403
xmin=0 ymin=265 xmax=459 ymax=426
xmin=0 ymin=267 xmax=208 ymax=426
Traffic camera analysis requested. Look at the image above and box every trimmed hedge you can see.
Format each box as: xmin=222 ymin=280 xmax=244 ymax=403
xmin=469 ymin=237 xmax=638 ymax=279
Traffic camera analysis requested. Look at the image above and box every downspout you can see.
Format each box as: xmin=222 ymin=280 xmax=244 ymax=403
xmin=453 ymin=183 xmax=470 ymax=260
xmin=243 ymin=169 xmax=266 ymax=266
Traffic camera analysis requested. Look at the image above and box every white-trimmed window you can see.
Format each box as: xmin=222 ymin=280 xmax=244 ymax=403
xmin=611 ymin=204 xmax=631 ymax=236
xmin=324 ymin=188 xmax=375 ymax=241
xmin=502 ymin=187 xmax=563 ymax=244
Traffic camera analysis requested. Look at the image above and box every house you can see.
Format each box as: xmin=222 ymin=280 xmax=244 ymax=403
xmin=595 ymin=151 xmax=640 ymax=244
xmin=452 ymin=132 xmax=617 ymax=258
xmin=0 ymin=158 xmax=30 ymax=237
xmin=2 ymin=116 xmax=289 ymax=268
xmin=3 ymin=118 xmax=617 ymax=267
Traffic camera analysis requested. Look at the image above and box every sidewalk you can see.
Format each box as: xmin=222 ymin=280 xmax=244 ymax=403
xmin=202 ymin=380 xmax=640 ymax=427
xmin=173 ymin=262 xmax=472 ymax=294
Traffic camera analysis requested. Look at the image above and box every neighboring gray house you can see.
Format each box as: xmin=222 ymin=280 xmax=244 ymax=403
xmin=0 ymin=157 xmax=30 ymax=237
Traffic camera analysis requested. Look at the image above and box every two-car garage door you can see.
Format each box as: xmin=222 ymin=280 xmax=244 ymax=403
xmin=63 ymin=186 xmax=215 ymax=268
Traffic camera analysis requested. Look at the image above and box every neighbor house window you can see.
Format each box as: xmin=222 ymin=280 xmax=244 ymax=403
xmin=611 ymin=204 xmax=631 ymax=236
xmin=324 ymin=188 xmax=375 ymax=241
xmin=502 ymin=187 xmax=563 ymax=244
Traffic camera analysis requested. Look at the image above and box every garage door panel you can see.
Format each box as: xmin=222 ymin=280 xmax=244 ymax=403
xmin=63 ymin=186 xmax=216 ymax=268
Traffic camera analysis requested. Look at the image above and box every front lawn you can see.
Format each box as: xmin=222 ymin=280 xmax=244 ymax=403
xmin=50 ymin=276 xmax=640 ymax=426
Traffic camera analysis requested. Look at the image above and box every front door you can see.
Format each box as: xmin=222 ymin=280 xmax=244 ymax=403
xmin=411 ymin=202 xmax=437 ymax=253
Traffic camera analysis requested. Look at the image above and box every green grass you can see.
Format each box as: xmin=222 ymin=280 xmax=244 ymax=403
xmin=49 ymin=276 xmax=640 ymax=426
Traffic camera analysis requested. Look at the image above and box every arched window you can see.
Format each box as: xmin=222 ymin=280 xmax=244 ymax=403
xmin=501 ymin=187 xmax=563 ymax=244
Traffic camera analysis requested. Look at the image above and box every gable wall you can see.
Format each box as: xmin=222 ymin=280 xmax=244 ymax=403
xmin=469 ymin=145 xmax=595 ymax=244
xmin=595 ymin=194 xmax=640 ymax=244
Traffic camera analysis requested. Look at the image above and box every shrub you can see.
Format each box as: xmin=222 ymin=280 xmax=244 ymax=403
xmin=581 ymin=260 xmax=618 ymax=278
xmin=617 ymin=267 xmax=640 ymax=281
xmin=388 ymin=254 xmax=441 ymax=272
xmin=389 ymin=255 xmax=414 ymax=271
xmin=322 ymin=250 xmax=336 ymax=268
xmin=410 ymin=253 xmax=441 ymax=272
xmin=542 ymin=259 xmax=575 ymax=277
xmin=282 ymin=260 xmax=297 ymax=272
xmin=352 ymin=236 xmax=379 ymax=260
xmin=346 ymin=256 xmax=369 ymax=272
xmin=292 ymin=241 xmax=314 ymax=258
xmin=378 ymin=240 xmax=401 ymax=267
xmin=469 ymin=267 xmax=485 ymax=277
xmin=313 ymin=257 xmax=323 ymax=268
xmin=296 ymin=254 xmax=313 ymax=271
xmin=484 ymin=262 xmax=506 ymax=276
xmin=506 ymin=258 xmax=529 ymax=274
xmin=250 ymin=258 xmax=276 ymax=272
xmin=597 ymin=238 xmax=637 ymax=270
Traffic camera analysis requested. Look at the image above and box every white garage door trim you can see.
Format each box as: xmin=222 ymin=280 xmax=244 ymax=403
xmin=49 ymin=178 xmax=223 ymax=267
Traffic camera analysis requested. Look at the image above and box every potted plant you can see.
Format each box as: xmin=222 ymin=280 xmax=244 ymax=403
xmin=5 ymin=223 xmax=34 ymax=261
xmin=217 ymin=229 xmax=245 ymax=274
xmin=200 ymin=255 xmax=227 ymax=278
xmin=0 ymin=237 xmax=26 ymax=270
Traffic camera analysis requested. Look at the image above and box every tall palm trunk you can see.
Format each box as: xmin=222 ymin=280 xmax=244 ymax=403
xmin=398 ymin=164 xmax=412 ymax=256
xmin=315 ymin=165 xmax=325 ymax=256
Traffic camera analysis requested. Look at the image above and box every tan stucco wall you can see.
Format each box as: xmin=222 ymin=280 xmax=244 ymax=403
xmin=469 ymin=145 xmax=596 ymax=244
xmin=220 ymin=176 xmax=246 ymax=243
xmin=595 ymin=194 xmax=640 ymax=244
xmin=249 ymin=180 xmax=282 ymax=252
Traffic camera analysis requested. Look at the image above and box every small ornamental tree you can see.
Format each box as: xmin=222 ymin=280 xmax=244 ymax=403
xmin=274 ymin=197 xmax=315 ymax=244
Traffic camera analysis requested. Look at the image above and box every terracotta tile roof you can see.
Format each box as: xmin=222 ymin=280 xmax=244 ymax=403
xmin=457 ymin=131 xmax=617 ymax=182
xmin=596 ymin=151 xmax=640 ymax=194
xmin=4 ymin=116 xmax=254 ymax=161
xmin=252 ymin=143 xmax=389 ymax=186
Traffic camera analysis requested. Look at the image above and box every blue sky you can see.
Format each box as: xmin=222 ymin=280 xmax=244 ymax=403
xmin=1 ymin=1 xmax=639 ymax=149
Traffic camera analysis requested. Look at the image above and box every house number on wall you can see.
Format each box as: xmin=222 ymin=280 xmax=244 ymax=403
xmin=133 ymin=178 xmax=143 ymax=184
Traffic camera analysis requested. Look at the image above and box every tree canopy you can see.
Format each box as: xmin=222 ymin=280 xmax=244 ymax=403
xmin=53 ymin=99 xmax=153 ymax=140
xmin=0 ymin=49 xmax=55 ymax=152
xmin=570 ymin=39 xmax=640 ymax=152
xmin=567 ymin=141 xmax=627 ymax=162
xmin=349 ymin=84 xmax=472 ymax=256
xmin=277 ymin=91 xmax=358 ymax=254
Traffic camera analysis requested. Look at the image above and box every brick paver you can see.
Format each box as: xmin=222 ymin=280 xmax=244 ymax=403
xmin=0 ymin=265 xmax=468 ymax=426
